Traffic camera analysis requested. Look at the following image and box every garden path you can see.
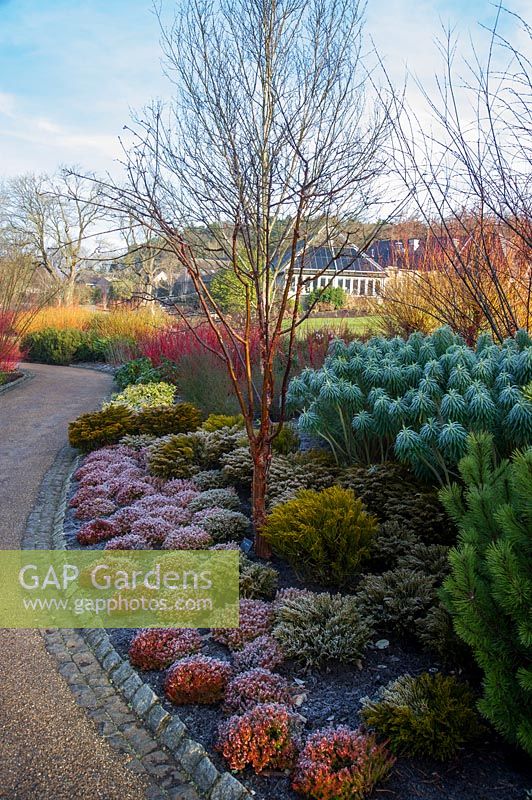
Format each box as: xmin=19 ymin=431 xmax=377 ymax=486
xmin=0 ymin=363 xmax=150 ymax=800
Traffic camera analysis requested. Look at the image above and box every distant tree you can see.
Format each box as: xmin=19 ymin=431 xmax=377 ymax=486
xmin=210 ymin=266 xmax=256 ymax=315
xmin=307 ymin=285 xmax=347 ymax=311
xmin=1 ymin=171 xmax=106 ymax=304
xmin=384 ymin=8 xmax=532 ymax=340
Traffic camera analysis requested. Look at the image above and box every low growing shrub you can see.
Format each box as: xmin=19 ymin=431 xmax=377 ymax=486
xmin=129 ymin=629 xmax=202 ymax=670
xmin=213 ymin=599 xmax=274 ymax=651
xmin=193 ymin=508 xmax=251 ymax=543
xmin=355 ymin=568 xmax=437 ymax=638
xmin=69 ymin=406 xmax=136 ymax=453
xmin=104 ymin=382 xmax=176 ymax=411
xmin=202 ymin=414 xmax=245 ymax=432
xmin=273 ymin=592 xmax=373 ymax=670
xmin=239 ymin=556 xmax=279 ymax=599
xmin=361 ymin=672 xmax=482 ymax=760
xmin=224 ymin=669 xmax=293 ymax=713
xmin=232 ymin=635 xmax=285 ymax=672
xmin=292 ymin=726 xmax=395 ymax=800
xmin=163 ymin=525 xmax=213 ymax=550
xmin=264 ymin=487 xmax=377 ymax=587
xmin=115 ymin=357 xmax=163 ymax=390
xmin=135 ymin=403 xmax=202 ymax=436
xmin=216 ymin=703 xmax=300 ymax=773
xmin=76 ymin=519 xmax=119 ymax=546
xmin=187 ymin=488 xmax=241 ymax=513
xmin=164 ymin=655 xmax=232 ymax=704
xmin=147 ymin=435 xmax=197 ymax=479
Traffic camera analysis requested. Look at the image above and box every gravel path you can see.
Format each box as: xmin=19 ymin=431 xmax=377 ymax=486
xmin=0 ymin=363 xmax=150 ymax=800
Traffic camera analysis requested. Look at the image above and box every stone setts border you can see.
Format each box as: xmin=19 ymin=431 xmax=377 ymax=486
xmin=23 ymin=445 xmax=251 ymax=800
xmin=0 ymin=369 xmax=34 ymax=396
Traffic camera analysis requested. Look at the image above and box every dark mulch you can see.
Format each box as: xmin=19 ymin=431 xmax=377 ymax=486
xmin=0 ymin=370 xmax=24 ymax=386
xmin=65 ymin=473 xmax=532 ymax=800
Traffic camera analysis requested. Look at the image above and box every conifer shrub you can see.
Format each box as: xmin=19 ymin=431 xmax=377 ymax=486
xmin=292 ymin=726 xmax=395 ymax=800
xmin=263 ymin=487 xmax=377 ymax=587
xmin=396 ymin=543 xmax=451 ymax=584
xmin=202 ymin=413 xmax=245 ymax=432
xmin=69 ymin=402 xmax=201 ymax=453
xmin=361 ymin=673 xmax=482 ymax=760
xmin=147 ymin=435 xmax=197 ymax=479
xmin=119 ymin=433 xmax=158 ymax=450
xmin=193 ymin=508 xmax=251 ymax=543
xmin=216 ymin=703 xmax=301 ymax=773
xmin=440 ymin=433 xmax=532 ymax=755
xmin=220 ymin=446 xmax=254 ymax=486
xmin=272 ymin=425 xmax=300 ymax=454
xmin=273 ymin=592 xmax=373 ymax=670
xmin=339 ymin=463 xmax=452 ymax=544
xmin=355 ymin=568 xmax=437 ymax=638
xmin=239 ymin=555 xmax=279 ymax=599
xmin=368 ymin=521 xmax=419 ymax=570
xmin=266 ymin=451 xmax=340 ymax=508
xmin=415 ymin=604 xmax=472 ymax=667
xmin=69 ymin=406 xmax=136 ymax=453
xmin=164 ymin=655 xmax=232 ymax=704
xmin=193 ymin=470 xmax=228 ymax=490
xmin=187 ymin=488 xmax=241 ymax=513
xmin=103 ymin=381 xmax=176 ymax=411
xmin=135 ymin=402 xmax=202 ymax=436
xmin=224 ymin=669 xmax=293 ymax=713
xmin=129 ymin=629 xmax=202 ymax=670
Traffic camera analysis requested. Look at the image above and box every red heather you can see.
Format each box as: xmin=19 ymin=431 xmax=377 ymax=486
xmin=129 ymin=629 xmax=203 ymax=670
xmin=69 ymin=485 xmax=110 ymax=508
xmin=216 ymin=703 xmax=300 ymax=773
xmin=164 ymin=656 xmax=232 ymax=705
xmin=104 ymin=533 xmax=149 ymax=550
xmin=232 ymin=635 xmax=285 ymax=672
xmin=225 ymin=668 xmax=293 ymax=714
xmin=163 ymin=525 xmax=212 ymax=550
xmin=130 ymin=517 xmax=175 ymax=546
xmin=76 ymin=519 xmax=119 ymax=546
xmin=74 ymin=497 xmax=117 ymax=520
xmin=212 ymin=599 xmax=274 ymax=650
xmin=291 ymin=726 xmax=395 ymax=800
xmin=115 ymin=481 xmax=154 ymax=506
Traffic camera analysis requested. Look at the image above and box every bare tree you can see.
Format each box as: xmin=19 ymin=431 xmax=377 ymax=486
xmin=114 ymin=216 xmax=172 ymax=312
xmin=382 ymin=5 xmax=532 ymax=341
xmin=85 ymin=0 xmax=394 ymax=556
xmin=1 ymin=171 xmax=107 ymax=304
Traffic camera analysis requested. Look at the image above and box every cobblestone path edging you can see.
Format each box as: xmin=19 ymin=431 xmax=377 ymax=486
xmin=23 ymin=445 xmax=250 ymax=800
xmin=0 ymin=369 xmax=34 ymax=396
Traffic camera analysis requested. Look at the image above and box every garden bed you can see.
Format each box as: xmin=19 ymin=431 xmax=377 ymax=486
xmin=63 ymin=326 xmax=532 ymax=799
xmin=63 ymin=451 xmax=532 ymax=800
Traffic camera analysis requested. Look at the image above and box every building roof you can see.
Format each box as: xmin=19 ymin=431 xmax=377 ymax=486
xmin=282 ymin=244 xmax=386 ymax=274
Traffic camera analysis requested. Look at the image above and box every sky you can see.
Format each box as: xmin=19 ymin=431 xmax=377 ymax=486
xmin=0 ymin=0 xmax=528 ymax=178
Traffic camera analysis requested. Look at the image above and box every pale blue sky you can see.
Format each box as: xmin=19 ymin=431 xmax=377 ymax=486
xmin=0 ymin=0 xmax=526 ymax=176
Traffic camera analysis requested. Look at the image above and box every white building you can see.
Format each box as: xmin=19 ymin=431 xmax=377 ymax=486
xmin=280 ymin=244 xmax=387 ymax=298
